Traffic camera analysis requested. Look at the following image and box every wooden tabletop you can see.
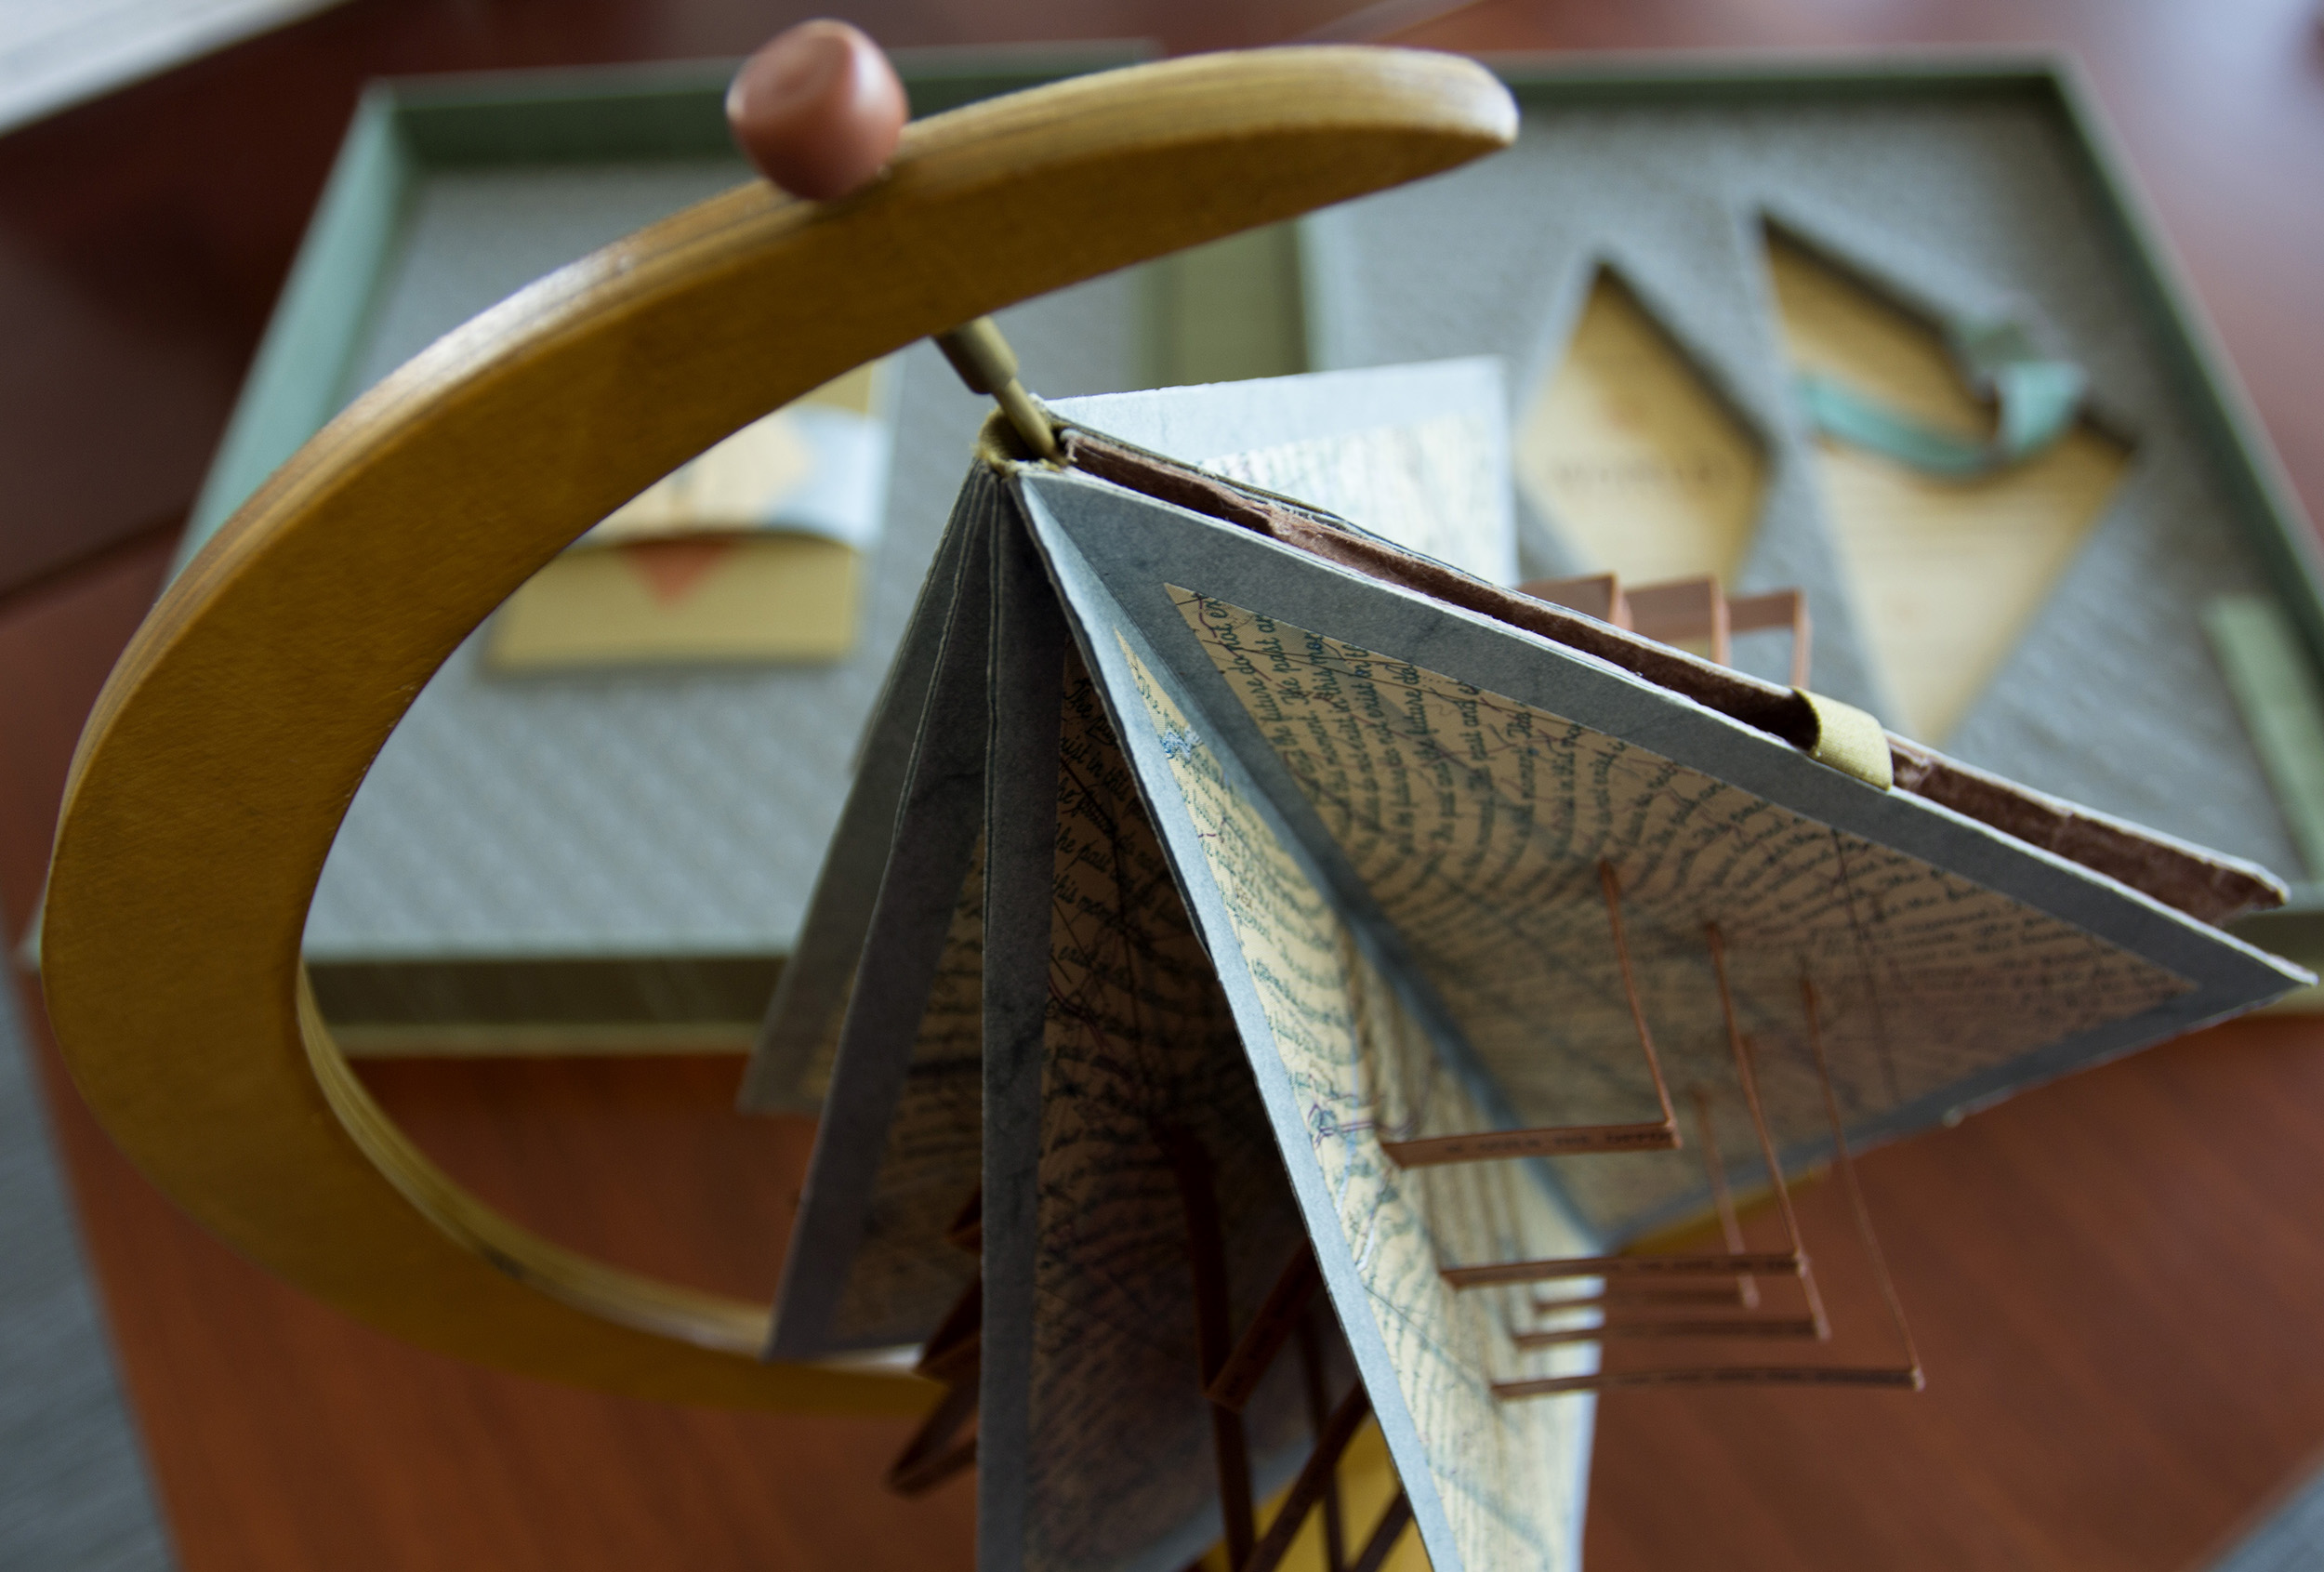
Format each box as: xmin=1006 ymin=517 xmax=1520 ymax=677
xmin=6 ymin=2 xmax=2323 ymax=1568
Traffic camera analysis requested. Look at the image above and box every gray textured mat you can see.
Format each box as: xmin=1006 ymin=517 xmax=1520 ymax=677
xmin=0 ymin=977 xmax=173 ymax=1570
xmin=298 ymin=159 xmax=1146 ymax=961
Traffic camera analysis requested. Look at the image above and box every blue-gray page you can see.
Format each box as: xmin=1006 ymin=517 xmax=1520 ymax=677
xmin=762 ymin=479 xmax=1000 ymax=1358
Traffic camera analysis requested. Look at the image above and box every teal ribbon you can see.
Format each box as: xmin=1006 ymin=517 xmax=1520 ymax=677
xmin=1795 ymin=320 xmax=2086 ymax=480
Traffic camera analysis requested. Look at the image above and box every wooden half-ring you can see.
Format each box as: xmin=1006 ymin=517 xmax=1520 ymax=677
xmin=39 ymin=47 xmax=1517 ymax=1410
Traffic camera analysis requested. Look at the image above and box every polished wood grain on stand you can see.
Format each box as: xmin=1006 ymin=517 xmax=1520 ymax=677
xmin=7 ymin=2 xmax=2324 ymax=1568
xmin=39 ymin=40 xmax=1514 ymax=1409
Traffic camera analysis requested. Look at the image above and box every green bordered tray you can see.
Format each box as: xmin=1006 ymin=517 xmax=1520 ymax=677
xmin=176 ymin=51 xmax=2324 ymax=1048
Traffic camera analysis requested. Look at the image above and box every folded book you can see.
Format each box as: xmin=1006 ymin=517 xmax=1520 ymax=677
xmin=743 ymin=364 xmax=2304 ymax=1572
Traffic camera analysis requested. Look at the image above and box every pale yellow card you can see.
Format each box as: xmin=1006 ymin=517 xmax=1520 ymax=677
xmin=488 ymin=534 xmax=860 ymax=668
xmin=486 ymin=363 xmax=886 ymax=670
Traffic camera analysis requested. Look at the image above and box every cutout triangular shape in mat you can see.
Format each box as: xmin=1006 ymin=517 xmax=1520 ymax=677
xmin=1514 ymin=268 xmax=1766 ymax=588
xmin=1764 ymin=227 xmax=2131 ymax=742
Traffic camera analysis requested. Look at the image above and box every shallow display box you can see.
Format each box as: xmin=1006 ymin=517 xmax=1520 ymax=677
xmin=174 ymin=52 xmax=2324 ymax=1051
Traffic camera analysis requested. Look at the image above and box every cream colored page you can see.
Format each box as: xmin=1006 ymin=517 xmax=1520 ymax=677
xmin=1123 ymin=641 xmax=1594 ymax=1572
xmin=1205 ymin=412 xmax=1516 ymax=587
xmin=1165 ymin=590 xmax=2190 ymax=1234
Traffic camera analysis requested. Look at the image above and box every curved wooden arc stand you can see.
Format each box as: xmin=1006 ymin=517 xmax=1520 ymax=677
xmin=37 ymin=49 xmax=1517 ymax=1411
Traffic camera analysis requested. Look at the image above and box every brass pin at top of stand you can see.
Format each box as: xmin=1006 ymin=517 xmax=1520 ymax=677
xmin=937 ymin=316 xmax=1062 ymax=462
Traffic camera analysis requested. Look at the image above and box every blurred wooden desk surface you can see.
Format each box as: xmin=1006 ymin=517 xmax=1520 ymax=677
xmin=6 ymin=2 xmax=2324 ymax=1567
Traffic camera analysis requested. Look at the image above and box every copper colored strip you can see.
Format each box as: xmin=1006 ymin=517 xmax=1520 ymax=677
xmin=1516 ymin=572 xmax=1627 ymax=627
xmin=1381 ymin=861 xmax=1679 ymax=1169
xmin=1707 ymin=926 xmax=1830 ymax=1340
xmin=917 ymin=1327 xmax=981 ymax=1384
xmin=1495 ymin=1365 xmax=1922 ymax=1398
xmin=916 ymin=1275 xmax=982 ymax=1379
xmin=1533 ymin=1285 xmax=1748 ymax=1315
xmin=1511 ymin=1315 xmax=1820 ymax=1348
xmin=884 ymin=1367 xmax=979 ymax=1497
xmin=1885 ymin=738 xmax=2276 ymax=924
xmin=1724 ymin=588 xmax=1798 ymax=632
xmin=1380 ymin=1120 xmax=1677 ymax=1166
xmin=945 ymin=1188 xmax=982 ymax=1254
xmin=1623 ymin=575 xmax=1727 ymax=664
xmin=1602 ymin=860 xmax=1680 ymax=1132
xmin=1445 ymin=1251 xmax=1802 ymax=1288
xmin=1160 ymin=1127 xmax=1256 ymax=1567
xmin=1494 ymin=977 xmax=1930 ymax=1395
xmin=1691 ymin=1087 xmax=1759 ymax=1310
xmin=1802 ymin=977 xmax=1926 ymax=1389
xmin=1206 ymin=1244 xmax=1323 ymax=1413
xmin=1295 ymin=1314 xmax=1346 ymax=1572
xmin=888 ymin=1432 xmax=978 ymax=1496
xmin=1243 ymin=1384 xmax=1373 ymax=1572
xmin=1727 ymin=588 xmax=1812 ymax=689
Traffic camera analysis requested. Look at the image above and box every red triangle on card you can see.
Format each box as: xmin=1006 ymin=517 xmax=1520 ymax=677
xmin=616 ymin=536 xmax=739 ymax=606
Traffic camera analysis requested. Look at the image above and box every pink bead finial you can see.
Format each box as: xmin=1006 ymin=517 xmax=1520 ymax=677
xmin=725 ymin=20 xmax=908 ymax=201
